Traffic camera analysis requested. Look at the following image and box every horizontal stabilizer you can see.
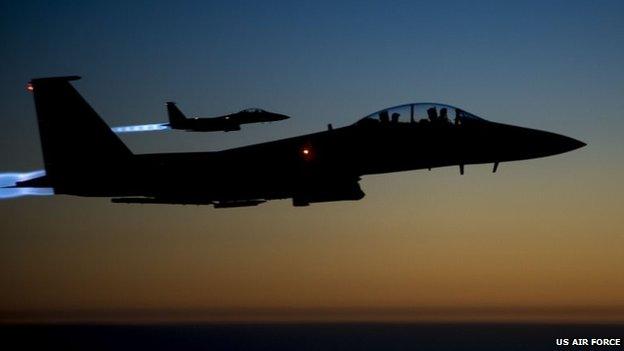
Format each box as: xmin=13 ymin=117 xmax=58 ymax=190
xmin=30 ymin=76 xmax=81 ymax=83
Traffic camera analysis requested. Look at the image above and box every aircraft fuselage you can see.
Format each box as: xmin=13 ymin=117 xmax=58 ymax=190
xmin=68 ymin=119 xmax=584 ymax=205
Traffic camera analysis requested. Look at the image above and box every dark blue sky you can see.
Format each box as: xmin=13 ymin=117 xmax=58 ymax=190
xmin=2 ymin=1 xmax=622 ymax=160
xmin=1 ymin=1 xmax=623 ymax=321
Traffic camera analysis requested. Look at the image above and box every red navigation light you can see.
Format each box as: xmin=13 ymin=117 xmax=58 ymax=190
xmin=301 ymin=146 xmax=314 ymax=160
xmin=26 ymin=83 xmax=34 ymax=92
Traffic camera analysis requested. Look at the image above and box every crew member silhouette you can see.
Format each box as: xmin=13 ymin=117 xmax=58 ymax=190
xmin=439 ymin=108 xmax=449 ymax=124
xmin=379 ymin=110 xmax=390 ymax=124
xmin=427 ymin=107 xmax=438 ymax=122
xmin=391 ymin=113 xmax=400 ymax=123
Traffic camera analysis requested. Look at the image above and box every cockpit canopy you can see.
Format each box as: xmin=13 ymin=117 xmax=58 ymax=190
xmin=354 ymin=103 xmax=485 ymax=126
xmin=241 ymin=108 xmax=266 ymax=113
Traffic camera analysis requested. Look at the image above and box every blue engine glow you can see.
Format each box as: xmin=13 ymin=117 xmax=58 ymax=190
xmin=0 ymin=187 xmax=54 ymax=199
xmin=111 ymin=123 xmax=170 ymax=133
xmin=0 ymin=169 xmax=46 ymax=187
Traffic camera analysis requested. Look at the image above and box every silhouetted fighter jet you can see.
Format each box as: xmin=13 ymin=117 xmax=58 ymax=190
xmin=166 ymin=102 xmax=289 ymax=132
xmin=6 ymin=76 xmax=585 ymax=207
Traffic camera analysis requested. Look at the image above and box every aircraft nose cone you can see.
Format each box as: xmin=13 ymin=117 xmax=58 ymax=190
xmin=571 ymin=138 xmax=586 ymax=150
xmin=557 ymin=135 xmax=586 ymax=153
xmin=537 ymin=131 xmax=586 ymax=156
xmin=496 ymin=125 xmax=586 ymax=161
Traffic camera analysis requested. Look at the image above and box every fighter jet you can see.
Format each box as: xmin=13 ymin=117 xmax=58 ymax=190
xmin=165 ymin=102 xmax=290 ymax=132
xmin=3 ymin=76 xmax=585 ymax=207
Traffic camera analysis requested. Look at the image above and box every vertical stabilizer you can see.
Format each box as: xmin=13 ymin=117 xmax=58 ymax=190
xmin=29 ymin=76 xmax=133 ymax=188
xmin=166 ymin=102 xmax=187 ymax=128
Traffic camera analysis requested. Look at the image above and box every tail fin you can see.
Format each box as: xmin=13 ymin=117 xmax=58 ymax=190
xmin=166 ymin=102 xmax=187 ymax=128
xmin=29 ymin=76 xmax=133 ymax=188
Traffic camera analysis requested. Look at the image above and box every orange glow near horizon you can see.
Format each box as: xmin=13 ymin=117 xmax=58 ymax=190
xmin=1 ymin=162 xmax=623 ymax=324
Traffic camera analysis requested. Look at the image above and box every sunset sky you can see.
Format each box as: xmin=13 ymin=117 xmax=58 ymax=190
xmin=1 ymin=0 xmax=623 ymax=323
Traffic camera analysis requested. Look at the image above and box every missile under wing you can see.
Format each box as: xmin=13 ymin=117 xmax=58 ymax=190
xmin=166 ymin=102 xmax=290 ymax=132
